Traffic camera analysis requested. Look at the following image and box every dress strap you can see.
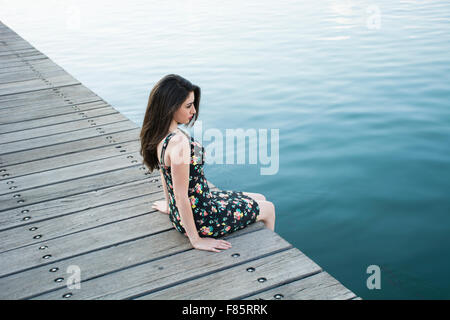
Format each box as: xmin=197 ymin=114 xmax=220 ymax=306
xmin=160 ymin=129 xmax=193 ymax=167
xmin=159 ymin=129 xmax=192 ymax=167
xmin=160 ymin=132 xmax=176 ymax=167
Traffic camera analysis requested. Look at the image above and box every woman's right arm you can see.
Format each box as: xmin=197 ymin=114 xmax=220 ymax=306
xmin=169 ymin=133 xmax=232 ymax=252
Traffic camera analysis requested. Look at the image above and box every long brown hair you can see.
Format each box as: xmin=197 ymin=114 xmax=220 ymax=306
xmin=140 ymin=74 xmax=201 ymax=172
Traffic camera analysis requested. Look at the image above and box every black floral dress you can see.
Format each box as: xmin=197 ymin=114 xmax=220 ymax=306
xmin=159 ymin=129 xmax=260 ymax=238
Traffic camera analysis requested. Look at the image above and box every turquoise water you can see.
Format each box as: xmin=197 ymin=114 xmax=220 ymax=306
xmin=2 ymin=0 xmax=450 ymax=299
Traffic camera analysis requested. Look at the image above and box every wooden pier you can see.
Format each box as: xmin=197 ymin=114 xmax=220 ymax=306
xmin=0 ymin=21 xmax=360 ymax=300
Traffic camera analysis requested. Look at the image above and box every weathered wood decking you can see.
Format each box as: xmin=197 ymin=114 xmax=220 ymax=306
xmin=0 ymin=21 xmax=360 ymax=300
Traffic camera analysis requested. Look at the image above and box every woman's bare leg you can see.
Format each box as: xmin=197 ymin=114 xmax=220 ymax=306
xmin=241 ymin=192 xmax=275 ymax=231
xmin=254 ymin=200 xmax=276 ymax=231
xmin=242 ymin=192 xmax=266 ymax=201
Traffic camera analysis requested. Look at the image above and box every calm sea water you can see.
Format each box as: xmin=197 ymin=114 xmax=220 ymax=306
xmin=2 ymin=0 xmax=449 ymax=299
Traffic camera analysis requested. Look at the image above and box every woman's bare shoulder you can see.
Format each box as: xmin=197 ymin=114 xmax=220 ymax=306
xmin=167 ymin=131 xmax=190 ymax=163
xmin=169 ymin=130 xmax=190 ymax=146
xmin=168 ymin=133 xmax=191 ymax=166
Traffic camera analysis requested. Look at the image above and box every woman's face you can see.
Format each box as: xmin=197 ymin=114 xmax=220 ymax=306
xmin=173 ymin=91 xmax=196 ymax=124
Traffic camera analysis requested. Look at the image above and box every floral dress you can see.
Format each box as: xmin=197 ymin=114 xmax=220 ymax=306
xmin=159 ymin=129 xmax=260 ymax=238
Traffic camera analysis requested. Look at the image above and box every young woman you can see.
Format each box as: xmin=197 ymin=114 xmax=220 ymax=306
xmin=140 ymin=74 xmax=276 ymax=253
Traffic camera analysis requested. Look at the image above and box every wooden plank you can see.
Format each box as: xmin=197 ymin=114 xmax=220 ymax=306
xmin=0 ymin=26 xmax=27 ymax=34
xmin=0 ymin=222 xmax=264 ymax=300
xmin=0 ymin=36 xmax=34 ymax=42
xmin=0 ymin=151 xmax=145 ymax=195
xmin=31 ymin=227 xmax=287 ymax=300
xmin=0 ymin=178 xmax=157 ymax=231
xmin=0 ymin=65 xmax=58 ymax=78
xmin=0 ymin=51 xmax=43 ymax=62
xmin=0 ymin=32 xmax=29 ymax=39
xmin=0 ymin=47 xmax=38 ymax=57
xmin=0 ymin=57 xmax=65 ymax=74
xmin=0 ymin=40 xmax=34 ymax=51
xmin=0 ymin=208 xmax=171 ymax=277
xmin=0 ymin=45 xmax=39 ymax=52
xmin=0 ymin=28 xmax=21 ymax=34
xmin=0 ymin=34 xmax=32 ymax=41
xmin=0 ymin=176 xmax=214 ymax=238
xmin=0 ymin=188 xmax=161 ymax=252
xmin=0 ymin=84 xmax=101 ymax=110
xmin=0 ymin=139 xmax=140 ymax=178
xmin=0 ymin=73 xmax=80 ymax=96
xmin=0 ymin=68 xmax=70 ymax=85
xmin=0 ymin=36 xmax=29 ymax=42
xmin=0 ymin=48 xmax=40 ymax=57
xmin=0 ymin=163 xmax=153 ymax=212
xmin=0 ymin=56 xmax=48 ymax=69
xmin=0 ymin=28 xmax=21 ymax=33
xmin=0 ymin=100 xmax=106 ymax=124
xmin=0 ymin=49 xmax=44 ymax=57
xmin=0 ymin=45 xmax=37 ymax=56
xmin=0 ymin=35 xmax=31 ymax=41
xmin=0 ymin=53 xmax=47 ymax=64
xmin=0 ymin=35 xmax=34 ymax=42
xmin=0 ymin=67 xmax=62 ymax=80
xmin=0 ymin=59 xmax=58 ymax=75
xmin=0 ymin=105 xmax=118 ymax=133
xmin=137 ymin=248 xmax=322 ymax=300
xmin=0 ymin=107 xmax=120 ymax=142
xmin=0 ymin=40 xmax=34 ymax=47
xmin=0 ymin=127 xmax=140 ymax=166
xmin=0 ymin=118 xmax=138 ymax=155
xmin=0 ymin=34 xmax=33 ymax=41
xmin=243 ymin=271 xmax=357 ymax=300
xmin=0 ymin=50 xmax=46 ymax=58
